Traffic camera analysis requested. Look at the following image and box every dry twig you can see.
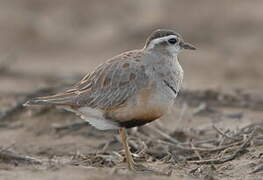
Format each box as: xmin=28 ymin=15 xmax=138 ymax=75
xmin=52 ymin=121 xmax=89 ymax=132
xmin=212 ymin=125 xmax=241 ymax=141
xmin=0 ymin=149 xmax=42 ymax=165
xmin=189 ymin=128 xmax=256 ymax=164
xmin=249 ymin=163 xmax=263 ymax=174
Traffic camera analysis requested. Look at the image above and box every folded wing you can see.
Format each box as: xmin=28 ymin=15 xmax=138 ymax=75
xmin=24 ymin=50 xmax=150 ymax=111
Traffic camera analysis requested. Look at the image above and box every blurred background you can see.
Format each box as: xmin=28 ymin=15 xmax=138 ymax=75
xmin=0 ymin=0 xmax=263 ymax=93
xmin=0 ymin=2 xmax=263 ymax=179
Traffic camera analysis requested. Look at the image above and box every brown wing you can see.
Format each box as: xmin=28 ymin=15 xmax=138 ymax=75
xmin=74 ymin=50 xmax=150 ymax=110
xmin=25 ymin=50 xmax=150 ymax=110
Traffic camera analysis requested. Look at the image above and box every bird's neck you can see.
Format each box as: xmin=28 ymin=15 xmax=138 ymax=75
xmin=145 ymin=49 xmax=178 ymax=64
xmin=145 ymin=46 xmax=178 ymax=59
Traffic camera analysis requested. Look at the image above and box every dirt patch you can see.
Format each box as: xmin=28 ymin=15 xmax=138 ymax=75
xmin=1 ymin=86 xmax=263 ymax=179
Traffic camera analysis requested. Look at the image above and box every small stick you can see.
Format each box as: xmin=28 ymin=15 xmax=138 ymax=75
xmin=52 ymin=121 xmax=89 ymax=131
xmin=249 ymin=163 xmax=263 ymax=174
xmin=236 ymin=122 xmax=263 ymax=136
xmin=189 ymin=128 xmax=256 ymax=164
xmin=190 ymin=140 xmax=202 ymax=160
xmin=158 ymin=137 xmax=243 ymax=153
xmin=212 ymin=125 xmax=241 ymax=141
xmin=0 ymin=150 xmax=42 ymax=165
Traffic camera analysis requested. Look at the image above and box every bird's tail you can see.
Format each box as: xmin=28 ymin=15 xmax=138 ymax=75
xmin=23 ymin=91 xmax=77 ymax=106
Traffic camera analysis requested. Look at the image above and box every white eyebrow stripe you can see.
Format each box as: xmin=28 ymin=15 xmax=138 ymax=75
xmin=146 ymin=35 xmax=178 ymax=50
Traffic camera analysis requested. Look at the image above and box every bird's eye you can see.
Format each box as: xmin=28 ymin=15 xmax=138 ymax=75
xmin=168 ymin=38 xmax=178 ymax=44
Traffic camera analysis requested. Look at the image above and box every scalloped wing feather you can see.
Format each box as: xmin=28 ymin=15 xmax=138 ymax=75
xmin=25 ymin=50 xmax=150 ymax=110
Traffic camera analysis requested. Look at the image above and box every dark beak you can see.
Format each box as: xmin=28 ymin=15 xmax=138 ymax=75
xmin=179 ymin=41 xmax=196 ymax=50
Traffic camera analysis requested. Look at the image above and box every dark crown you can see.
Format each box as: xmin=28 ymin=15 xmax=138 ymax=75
xmin=145 ymin=29 xmax=181 ymax=47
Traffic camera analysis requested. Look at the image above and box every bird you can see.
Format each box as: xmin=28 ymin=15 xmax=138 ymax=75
xmin=24 ymin=29 xmax=195 ymax=172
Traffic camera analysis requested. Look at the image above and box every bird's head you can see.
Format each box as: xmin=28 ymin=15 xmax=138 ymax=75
xmin=144 ymin=29 xmax=196 ymax=56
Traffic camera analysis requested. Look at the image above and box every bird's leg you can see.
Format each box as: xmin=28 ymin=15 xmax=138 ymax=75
xmin=119 ymin=128 xmax=136 ymax=170
xmin=119 ymin=128 xmax=170 ymax=175
xmin=120 ymin=128 xmax=169 ymax=176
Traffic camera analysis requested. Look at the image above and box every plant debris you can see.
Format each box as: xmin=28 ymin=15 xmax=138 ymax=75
xmin=1 ymin=86 xmax=263 ymax=178
xmin=0 ymin=149 xmax=42 ymax=165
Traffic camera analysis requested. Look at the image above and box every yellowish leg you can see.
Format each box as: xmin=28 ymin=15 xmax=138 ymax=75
xmin=119 ymin=128 xmax=170 ymax=175
xmin=119 ymin=128 xmax=136 ymax=170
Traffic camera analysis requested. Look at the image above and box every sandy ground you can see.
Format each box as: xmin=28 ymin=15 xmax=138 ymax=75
xmin=0 ymin=1 xmax=263 ymax=180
